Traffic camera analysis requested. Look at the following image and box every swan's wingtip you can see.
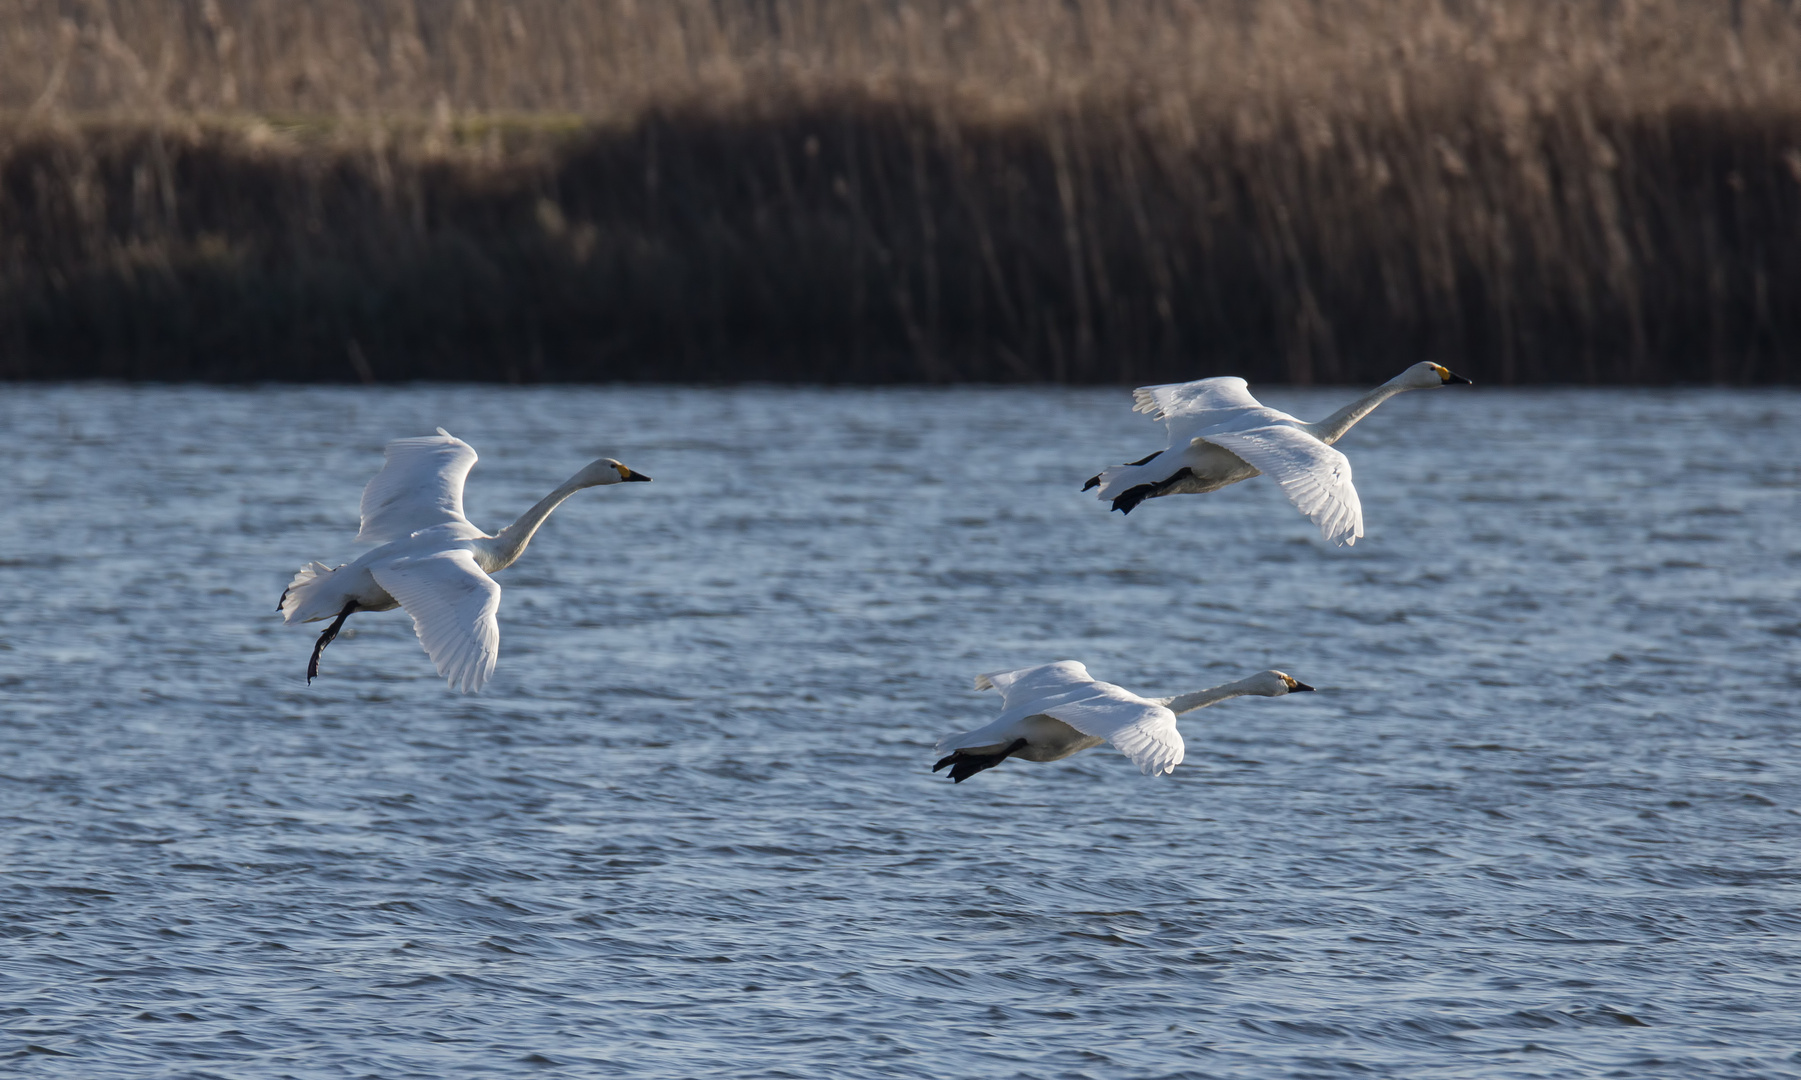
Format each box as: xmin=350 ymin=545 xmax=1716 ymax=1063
xmin=1129 ymin=387 xmax=1164 ymax=418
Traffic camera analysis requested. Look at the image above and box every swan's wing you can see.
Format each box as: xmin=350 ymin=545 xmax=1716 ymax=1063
xmin=356 ymin=430 xmax=478 ymax=544
xmin=1132 ymin=377 xmax=1307 ymax=450
xmin=1037 ymin=688 xmax=1184 ymax=777
xmin=370 ymin=550 xmax=500 ymax=694
xmin=1200 ymin=425 xmax=1364 ymax=546
xmin=1132 ymin=376 xmax=1264 ymax=423
xmin=974 ymin=661 xmax=1095 ymax=700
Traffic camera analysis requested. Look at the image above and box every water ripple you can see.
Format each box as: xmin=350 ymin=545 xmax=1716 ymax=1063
xmin=0 ymin=385 xmax=1797 ymax=1078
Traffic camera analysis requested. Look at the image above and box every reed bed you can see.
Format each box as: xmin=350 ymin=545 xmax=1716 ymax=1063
xmin=3 ymin=0 xmax=1800 ymax=383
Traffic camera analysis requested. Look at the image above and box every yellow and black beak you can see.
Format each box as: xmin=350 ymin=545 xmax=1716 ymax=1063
xmin=1289 ymin=679 xmax=1315 ymax=692
xmin=1440 ymin=367 xmax=1473 ymax=385
xmin=623 ymin=469 xmax=652 ymax=482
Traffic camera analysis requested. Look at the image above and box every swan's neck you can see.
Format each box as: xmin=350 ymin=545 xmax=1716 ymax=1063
xmin=1305 ymin=378 xmax=1415 ymax=446
xmin=478 ymin=477 xmax=587 ymax=572
xmin=1159 ymin=676 xmax=1263 ymax=715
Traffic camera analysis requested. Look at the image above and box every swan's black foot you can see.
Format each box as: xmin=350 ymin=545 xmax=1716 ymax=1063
xmin=1111 ymin=486 xmax=1153 ymax=514
xmin=307 ymin=601 xmax=357 ymax=685
xmin=1111 ymin=466 xmax=1193 ymax=514
xmin=1082 ymin=474 xmax=1101 ymax=491
xmin=933 ymin=738 xmax=1029 ymax=783
xmin=277 ymin=585 xmax=289 ymax=612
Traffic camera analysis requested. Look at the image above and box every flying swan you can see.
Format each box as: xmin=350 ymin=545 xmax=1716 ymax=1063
xmin=932 ymin=661 xmax=1314 ymax=782
xmin=1084 ymin=362 xmax=1471 ymax=545
xmin=278 ymin=429 xmax=651 ymax=692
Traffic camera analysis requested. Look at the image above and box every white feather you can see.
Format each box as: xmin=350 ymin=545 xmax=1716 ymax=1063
xmin=371 ymin=550 xmax=501 ymax=695
xmin=1131 ymin=376 xmax=1264 ymax=424
xmin=278 ymin=561 xmax=344 ymax=623
xmin=1199 ymin=426 xmax=1363 ymax=546
xmin=356 ymin=430 xmax=479 ymax=544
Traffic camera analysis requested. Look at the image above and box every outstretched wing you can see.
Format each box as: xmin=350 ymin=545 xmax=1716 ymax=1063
xmin=1200 ymin=425 xmax=1363 ymax=546
xmin=356 ymin=429 xmax=478 ymax=544
xmin=370 ymin=550 xmax=501 ymax=694
xmin=1131 ymin=376 xmax=1304 ymax=452
xmin=1132 ymin=376 xmax=1265 ymax=424
xmin=974 ymin=660 xmax=1095 ymax=699
xmin=1036 ymin=688 xmax=1184 ymax=777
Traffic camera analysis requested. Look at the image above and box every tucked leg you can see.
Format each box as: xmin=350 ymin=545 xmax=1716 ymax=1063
xmin=1112 ymin=466 xmax=1194 ymax=514
xmin=307 ymin=601 xmax=357 ymax=684
xmin=933 ymin=738 xmax=1030 ymax=783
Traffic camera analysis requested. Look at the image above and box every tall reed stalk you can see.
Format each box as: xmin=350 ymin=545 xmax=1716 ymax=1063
xmin=3 ymin=0 xmax=1799 ymax=382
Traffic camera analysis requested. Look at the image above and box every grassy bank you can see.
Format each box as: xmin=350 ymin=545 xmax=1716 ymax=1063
xmin=3 ymin=0 xmax=1800 ymax=383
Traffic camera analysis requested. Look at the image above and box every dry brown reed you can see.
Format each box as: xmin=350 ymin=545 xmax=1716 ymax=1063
xmin=3 ymin=0 xmax=1800 ymax=383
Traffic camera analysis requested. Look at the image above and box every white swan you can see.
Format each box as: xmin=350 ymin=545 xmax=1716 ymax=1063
xmin=278 ymin=429 xmax=651 ymax=692
xmin=1083 ymin=362 xmax=1471 ymax=545
xmin=932 ymin=661 xmax=1313 ymax=782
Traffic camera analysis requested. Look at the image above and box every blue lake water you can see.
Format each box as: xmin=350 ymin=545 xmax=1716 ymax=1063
xmin=1 ymin=384 xmax=1798 ymax=1078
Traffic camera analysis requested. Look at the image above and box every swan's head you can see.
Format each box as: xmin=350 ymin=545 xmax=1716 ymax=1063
xmin=572 ymin=457 xmax=653 ymax=487
xmin=1398 ymin=361 xmax=1473 ymax=389
xmin=1250 ymin=670 xmax=1315 ymax=697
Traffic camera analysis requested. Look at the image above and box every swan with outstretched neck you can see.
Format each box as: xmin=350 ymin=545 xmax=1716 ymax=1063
xmin=278 ymin=429 xmax=651 ymax=692
xmin=1084 ymin=361 xmax=1471 ymax=545
xmin=933 ymin=661 xmax=1314 ymax=782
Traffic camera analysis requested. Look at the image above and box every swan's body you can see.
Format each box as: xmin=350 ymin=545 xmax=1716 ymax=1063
xmin=1084 ymin=362 xmax=1471 ymax=545
xmin=932 ymin=661 xmax=1313 ymax=782
xmin=279 ymin=429 xmax=650 ymax=692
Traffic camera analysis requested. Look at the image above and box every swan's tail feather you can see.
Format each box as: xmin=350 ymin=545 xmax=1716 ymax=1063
xmin=279 ymin=561 xmax=347 ymax=623
xmin=933 ymin=738 xmax=1028 ymax=783
xmin=1090 ymin=463 xmax=1136 ymax=500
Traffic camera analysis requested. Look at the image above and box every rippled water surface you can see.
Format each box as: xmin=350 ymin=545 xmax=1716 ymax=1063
xmin=2 ymin=385 xmax=1799 ymax=1078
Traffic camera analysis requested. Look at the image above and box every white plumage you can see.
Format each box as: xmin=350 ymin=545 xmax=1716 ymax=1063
xmin=355 ymin=434 xmax=480 ymax=544
xmin=1086 ymin=361 xmax=1471 ymax=545
xmin=370 ymin=550 xmax=501 ymax=695
xmin=933 ymin=661 xmax=1313 ymax=782
xmin=278 ymin=429 xmax=651 ymax=693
